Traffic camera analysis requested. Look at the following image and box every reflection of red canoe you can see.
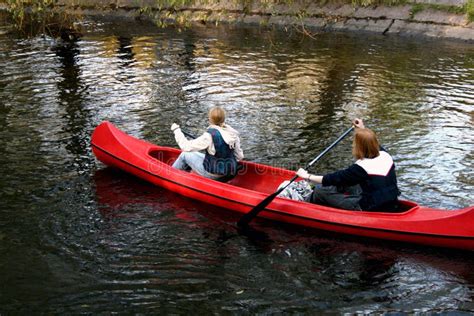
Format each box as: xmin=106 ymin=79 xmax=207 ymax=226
xmin=91 ymin=121 xmax=474 ymax=251
xmin=93 ymin=168 xmax=217 ymax=223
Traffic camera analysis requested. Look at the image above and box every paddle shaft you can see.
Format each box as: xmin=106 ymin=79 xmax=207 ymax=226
xmin=237 ymin=126 xmax=354 ymax=227
xmin=305 ymin=126 xmax=354 ymax=168
xmin=182 ymin=130 xmax=196 ymax=139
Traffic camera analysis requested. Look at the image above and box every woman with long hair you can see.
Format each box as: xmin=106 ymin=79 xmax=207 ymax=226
xmin=296 ymin=119 xmax=400 ymax=211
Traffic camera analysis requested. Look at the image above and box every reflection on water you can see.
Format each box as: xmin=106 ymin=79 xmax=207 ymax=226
xmin=0 ymin=18 xmax=473 ymax=313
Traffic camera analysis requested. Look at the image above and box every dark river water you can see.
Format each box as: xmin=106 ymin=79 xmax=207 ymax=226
xmin=1 ymin=16 xmax=473 ymax=313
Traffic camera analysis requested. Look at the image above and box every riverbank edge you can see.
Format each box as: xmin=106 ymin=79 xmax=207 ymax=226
xmin=1 ymin=0 xmax=473 ymax=41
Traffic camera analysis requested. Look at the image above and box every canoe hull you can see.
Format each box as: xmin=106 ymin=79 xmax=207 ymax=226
xmin=91 ymin=122 xmax=474 ymax=251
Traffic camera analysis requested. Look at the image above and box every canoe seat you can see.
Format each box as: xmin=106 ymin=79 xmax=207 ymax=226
xmin=213 ymin=163 xmax=246 ymax=183
xmin=370 ymin=201 xmax=403 ymax=213
xmin=374 ymin=200 xmax=417 ymax=213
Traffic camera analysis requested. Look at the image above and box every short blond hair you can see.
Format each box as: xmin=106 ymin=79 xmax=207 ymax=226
xmin=208 ymin=106 xmax=226 ymax=126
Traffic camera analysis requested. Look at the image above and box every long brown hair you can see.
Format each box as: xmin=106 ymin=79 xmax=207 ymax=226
xmin=352 ymin=128 xmax=380 ymax=160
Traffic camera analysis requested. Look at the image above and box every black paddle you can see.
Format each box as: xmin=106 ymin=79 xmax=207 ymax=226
xmin=237 ymin=126 xmax=355 ymax=227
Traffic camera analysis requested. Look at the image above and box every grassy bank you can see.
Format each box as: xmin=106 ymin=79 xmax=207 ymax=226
xmin=1 ymin=0 xmax=472 ymax=38
xmin=1 ymin=0 xmax=80 ymax=37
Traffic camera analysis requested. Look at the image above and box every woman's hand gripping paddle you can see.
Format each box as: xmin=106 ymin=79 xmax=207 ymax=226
xmin=237 ymin=126 xmax=354 ymax=227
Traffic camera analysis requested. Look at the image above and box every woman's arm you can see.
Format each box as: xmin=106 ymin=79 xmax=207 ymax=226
xmin=296 ymin=168 xmax=323 ymax=184
xmin=297 ymin=164 xmax=367 ymax=187
xmin=322 ymin=164 xmax=367 ymax=187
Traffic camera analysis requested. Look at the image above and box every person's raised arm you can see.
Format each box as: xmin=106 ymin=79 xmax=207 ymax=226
xmin=353 ymin=118 xmax=365 ymax=129
xmin=171 ymin=123 xmax=212 ymax=152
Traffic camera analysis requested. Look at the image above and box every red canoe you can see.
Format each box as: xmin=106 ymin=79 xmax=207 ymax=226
xmin=91 ymin=121 xmax=474 ymax=251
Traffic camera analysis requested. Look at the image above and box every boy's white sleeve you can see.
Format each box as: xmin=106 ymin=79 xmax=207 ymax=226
xmin=174 ymin=129 xmax=212 ymax=152
xmin=233 ymin=137 xmax=244 ymax=161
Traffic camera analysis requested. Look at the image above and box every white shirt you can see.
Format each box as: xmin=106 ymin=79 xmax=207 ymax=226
xmin=174 ymin=124 xmax=244 ymax=161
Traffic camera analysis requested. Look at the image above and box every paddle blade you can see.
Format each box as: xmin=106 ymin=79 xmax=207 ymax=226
xmin=237 ymin=191 xmax=279 ymax=227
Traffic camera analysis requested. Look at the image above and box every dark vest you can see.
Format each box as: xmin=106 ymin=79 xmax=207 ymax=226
xmin=203 ymin=128 xmax=238 ymax=176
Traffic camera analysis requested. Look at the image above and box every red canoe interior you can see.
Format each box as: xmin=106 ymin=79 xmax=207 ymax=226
xmin=148 ymin=148 xmax=418 ymax=213
xmin=149 ymin=148 xmax=294 ymax=193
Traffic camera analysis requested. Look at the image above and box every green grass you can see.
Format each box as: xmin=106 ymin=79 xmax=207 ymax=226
xmin=3 ymin=0 xmax=79 ymax=37
xmin=427 ymin=3 xmax=465 ymax=14
xmin=466 ymin=0 xmax=474 ymax=22
xmin=410 ymin=3 xmax=424 ymax=18
xmin=351 ymin=0 xmax=408 ymax=7
xmin=410 ymin=2 xmax=468 ymax=19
